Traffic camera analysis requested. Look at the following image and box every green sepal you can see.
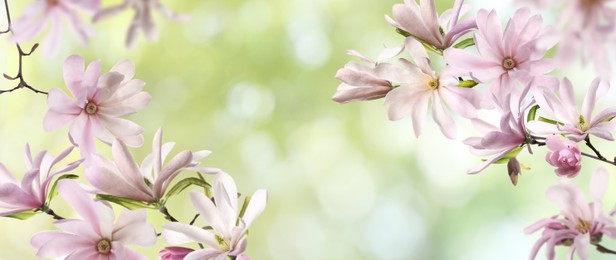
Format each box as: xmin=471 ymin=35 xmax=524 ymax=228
xmin=394 ymin=28 xmax=443 ymax=55
xmin=493 ymin=147 xmax=524 ymax=164
xmin=47 ymin=174 xmax=79 ymax=204
xmin=453 ymin=38 xmax=475 ymax=49
xmin=458 ymin=80 xmax=478 ymax=88
xmin=96 ymin=194 xmax=158 ymax=210
xmin=538 ymin=116 xmax=559 ymax=125
xmin=164 ymin=177 xmax=212 ymax=201
xmin=396 ymin=28 xmax=412 ymax=38
xmin=5 ymin=210 xmax=37 ymax=220
xmin=527 ymin=105 xmax=540 ymax=122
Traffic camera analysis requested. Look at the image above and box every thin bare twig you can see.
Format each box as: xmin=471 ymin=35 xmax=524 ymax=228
xmin=0 ymin=0 xmax=47 ymax=95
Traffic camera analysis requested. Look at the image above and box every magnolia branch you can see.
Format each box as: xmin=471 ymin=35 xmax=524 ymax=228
xmin=0 ymin=0 xmax=47 ymax=95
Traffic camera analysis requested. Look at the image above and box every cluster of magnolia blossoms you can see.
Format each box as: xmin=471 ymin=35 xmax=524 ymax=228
xmin=334 ymin=0 xmax=616 ymax=258
xmin=0 ymin=55 xmax=267 ymax=260
xmin=10 ymin=0 xmax=189 ymax=56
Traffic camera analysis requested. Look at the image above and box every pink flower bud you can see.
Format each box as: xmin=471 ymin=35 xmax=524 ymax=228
xmin=545 ymin=135 xmax=582 ymax=178
xmin=159 ymin=247 xmax=194 ymax=260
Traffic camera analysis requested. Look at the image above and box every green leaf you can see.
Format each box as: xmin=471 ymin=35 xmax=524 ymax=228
xmin=395 ymin=28 xmax=412 ymax=38
xmin=458 ymin=80 xmax=478 ymax=88
xmin=527 ymin=105 xmax=540 ymax=122
xmin=453 ymin=38 xmax=475 ymax=49
xmin=47 ymin=174 xmax=79 ymax=204
xmin=164 ymin=177 xmax=212 ymax=201
xmin=538 ymin=116 xmax=560 ymax=125
xmin=95 ymin=194 xmax=158 ymax=210
xmin=493 ymin=146 xmax=524 ymax=164
xmin=6 ymin=210 xmax=37 ymax=220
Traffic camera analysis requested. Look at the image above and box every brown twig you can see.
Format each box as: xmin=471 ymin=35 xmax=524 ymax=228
xmin=0 ymin=0 xmax=47 ymax=95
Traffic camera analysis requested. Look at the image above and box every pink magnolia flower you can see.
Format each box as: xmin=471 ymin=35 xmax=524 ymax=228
xmin=162 ymin=172 xmax=267 ymax=260
xmin=159 ymin=247 xmax=194 ymax=260
xmin=444 ymin=8 xmax=554 ymax=107
xmin=527 ymin=77 xmax=616 ymax=142
xmin=525 ymin=168 xmax=616 ymax=260
xmin=31 ymin=180 xmax=157 ymax=259
xmin=546 ymin=0 xmax=616 ymax=79
xmin=332 ymin=48 xmax=404 ymax=103
xmin=86 ymin=128 xmax=212 ymax=203
xmin=464 ymin=83 xmax=534 ymax=174
xmin=384 ymin=37 xmax=481 ymax=139
xmin=11 ymin=0 xmax=99 ymax=57
xmin=545 ymin=135 xmax=582 ymax=178
xmin=44 ymin=55 xmax=151 ymax=160
xmin=93 ymin=0 xmax=189 ymax=48
xmin=385 ymin=0 xmax=477 ymax=50
xmin=0 ymin=145 xmax=80 ymax=217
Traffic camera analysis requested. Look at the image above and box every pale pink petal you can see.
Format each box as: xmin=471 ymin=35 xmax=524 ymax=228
xmin=431 ymin=92 xmax=456 ymax=139
xmin=162 ymin=222 xmax=219 ymax=248
xmin=184 ymin=249 xmax=224 ymax=260
xmin=93 ymin=2 xmax=130 ymax=22
xmin=110 ymin=139 xmax=152 ymax=196
xmin=57 ymin=180 xmax=103 ymax=234
xmin=241 ymin=189 xmax=267 ymax=228
xmin=41 ymin=11 xmax=63 ymax=57
xmin=574 ymin=234 xmax=590 ymax=260
xmin=53 ymin=219 xmax=99 ymax=242
xmin=581 ymin=78 xmax=602 ymax=121
xmin=153 ymin=150 xmax=192 ymax=198
xmin=47 ymin=88 xmax=82 ymax=114
xmin=97 ymin=115 xmax=143 ymax=138
xmin=86 ymin=164 xmax=154 ymax=202
xmin=63 ymin=55 xmax=85 ymax=97
xmin=112 ymin=209 xmax=156 ymax=246
xmin=189 ymin=192 xmax=226 ymax=237
xmin=31 ymin=231 xmax=91 ymax=258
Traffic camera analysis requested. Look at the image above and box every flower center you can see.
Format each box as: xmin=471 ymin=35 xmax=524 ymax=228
xmin=577 ymin=115 xmax=589 ymax=131
xmin=47 ymin=0 xmax=59 ymax=6
xmin=96 ymin=239 xmax=112 ymax=254
xmin=427 ymin=79 xmax=439 ymax=90
xmin=502 ymin=58 xmax=516 ymax=70
xmin=215 ymin=234 xmax=230 ymax=252
xmin=575 ymin=218 xmax=592 ymax=234
xmin=85 ymin=102 xmax=98 ymax=115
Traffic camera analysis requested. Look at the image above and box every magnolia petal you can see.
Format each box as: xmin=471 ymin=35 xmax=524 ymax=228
xmin=153 ymin=150 xmax=192 ymax=198
xmin=110 ymin=139 xmax=152 ymax=197
xmin=242 ymin=189 xmax=267 ymax=228
xmin=574 ymin=234 xmax=590 ymax=260
xmin=54 ymin=219 xmax=99 ymax=242
xmin=589 ymin=168 xmax=609 ymax=216
xmin=189 ymin=192 xmax=227 ymax=238
xmin=31 ymin=231 xmax=91 ymax=258
xmin=41 ymin=11 xmax=63 ymax=57
xmin=57 ymin=180 xmax=104 ymax=234
xmin=86 ymin=166 xmax=154 ymax=202
xmin=184 ymin=249 xmax=224 ymax=260
xmin=162 ymin=222 xmax=219 ymax=248
xmin=113 ymin=209 xmax=156 ymax=246
xmin=431 ymin=92 xmax=457 ymax=139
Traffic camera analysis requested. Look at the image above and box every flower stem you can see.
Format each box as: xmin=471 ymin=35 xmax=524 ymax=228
xmin=159 ymin=206 xmax=178 ymax=222
xmin=581 ymin=152 xmax=616 ymax=167
xmin=0 ymin=0 xmax=47 ymax=95
xmin=585 ymin=136 xmax=606 ymax=160
xmin=43 ymin=208 xmax=65 ymax=220
xmin=596 ymin=244 xmax=616 ymax=255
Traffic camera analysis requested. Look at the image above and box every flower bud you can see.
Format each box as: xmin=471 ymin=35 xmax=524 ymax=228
xmin=545 ymin=135 xmax=582 ymax=178
xmin=159 ymin=247 xmax=194 ymax=260
xmin=507 ymin=157 xmax=521 ymax=186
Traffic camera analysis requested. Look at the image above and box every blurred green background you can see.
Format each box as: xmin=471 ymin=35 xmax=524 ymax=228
xmin=1 ymin=0 xmax=616 ymax=259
